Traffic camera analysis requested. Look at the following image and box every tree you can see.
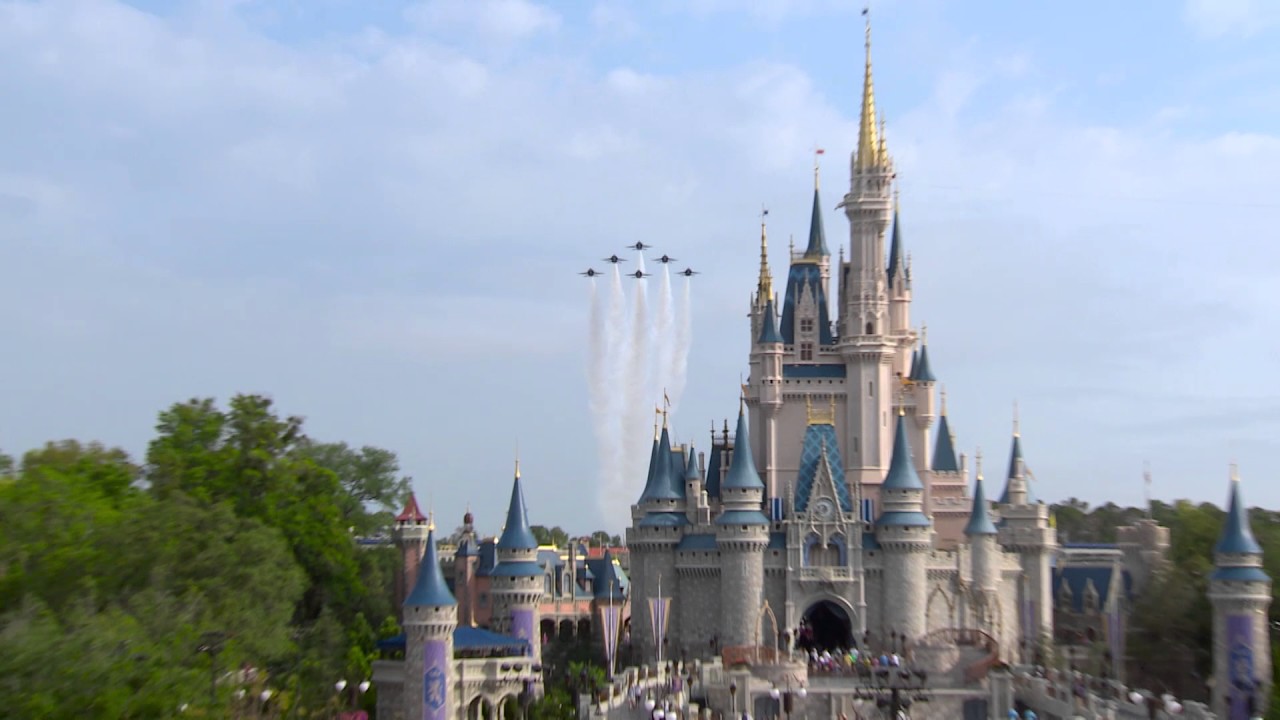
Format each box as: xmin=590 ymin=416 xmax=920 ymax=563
xmin=301 ymin=441 xmax=411 ymax=535
xmin=532 ymin=525 xmax=570 ymax=549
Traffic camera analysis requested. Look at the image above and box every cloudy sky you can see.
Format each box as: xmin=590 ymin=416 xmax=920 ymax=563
xmin=2 ymin=0 xmax=1279 ymax=535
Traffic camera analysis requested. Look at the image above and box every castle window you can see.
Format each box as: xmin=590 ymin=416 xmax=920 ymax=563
xmin=865 ymin=322 xmax=874 ymax=335
xmin=800 ymin=343 xmax=814 ymax=361
xmin=800 ymin=318 xmax=814 ymax=335
xmin=868 ymin=382 xmax=873 ymax=398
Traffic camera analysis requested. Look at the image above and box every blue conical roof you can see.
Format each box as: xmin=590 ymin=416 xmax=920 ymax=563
xmin=887 ymin=208 xmax=905 ymax=287
xmin=932 ymin=414 xmax=960 ymax=473
xmin=721 ymin=408 xmax=764 ymax=490
xmin=964 ymin=475 xmax=997 ymax=536
xmin=405 ymin=527 xmax=457 ymax=607
xmin=1215 ymin=479 xmax=1262 ymax=555
xmin=912 ymin=344 xmax=936 ymax=382
xmin=639 ymin=428 xmax=682 ymax=501
xmin=882 ymin=412 xmax=923 ymax=490
xmin=804 ymin=187 xmax=828 ymax=257
xmin=758 ymin=297 xmax=782 ymax=344
xmin=496 ymin=470 xmax=538 ymax=550
xmin=998 ymin=434 xmax=1038 ymax=504
xmin=593 ymin=549 xmax=627 ymax=600
xmin=684 ymin=446 xmax=701 ymax=482
xmin=908 ymin=350 xmax=918 ymax=379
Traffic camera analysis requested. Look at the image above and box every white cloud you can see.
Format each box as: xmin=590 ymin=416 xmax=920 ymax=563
xmin=1183 ymin=0 xmax=1280 ymax=38
xmin=405 ymin=0 xmax=561 ymax=42
xmin=2 ymin=1 xmax=1280 ymax=529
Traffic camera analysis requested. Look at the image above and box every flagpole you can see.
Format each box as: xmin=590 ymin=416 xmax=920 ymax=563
xmin=656 ymin=572 xmax=663 ymax=669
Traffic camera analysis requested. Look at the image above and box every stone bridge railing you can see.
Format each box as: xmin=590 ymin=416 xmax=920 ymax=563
xmin=1009 ymin=666 xmax=1215 ymax=720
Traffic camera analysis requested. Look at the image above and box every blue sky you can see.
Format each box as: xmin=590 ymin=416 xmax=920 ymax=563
xmin=2 ymin=0 xmax=1280 ymax=534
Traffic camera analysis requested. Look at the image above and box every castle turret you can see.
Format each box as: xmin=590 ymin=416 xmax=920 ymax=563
xmin=996 ymin=411 xmax=1055 ymax=656
xmin=838 ymin=12 xmax=898 ymax=485
xmin=454 ymin=507 xmax=480 ymax=627
xmin=755 ymin=296 xmax=784 ymax=511
xmin=394 ymin=492 xmax=431 ymax=618
xmin=875 ymin=410 xmax=932 ymax=644
xmin=965 ymin=454 xmax=999 ymax=612
xmin=886 ymin=203 xmax=911 ymax=335
xmin=403 ymin=523 xmax=457 ymax=720
xmin=1209 ymin=468 xmax=1272 ymax=720
xmin=627 ymin=418 xmax=686 ymax=663
xmin=715 ymin=402 xmax=770 ymax=647
xmin=490 ymin=462 xmax=544 ymax=665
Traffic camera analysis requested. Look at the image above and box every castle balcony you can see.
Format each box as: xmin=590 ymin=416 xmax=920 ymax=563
xmin=797 ymin=566 xmax=853 ymax=582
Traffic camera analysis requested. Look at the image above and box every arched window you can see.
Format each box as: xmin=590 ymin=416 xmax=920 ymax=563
xmin=865 ymin=321 xmax=874 ymax=335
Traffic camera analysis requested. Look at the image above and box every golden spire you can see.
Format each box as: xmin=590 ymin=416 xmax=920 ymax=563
xmin=1230 ymin=461 xmax=1240 ymax=483
xmin=514 ymin=457 xmax=521 ymax=480
xmin=940 ymin=385 xmax=948 ymax=416
xmin=856 ymin=7 xmax=882 ymax=172
xmin=654 ymin=406 xmax=662 ymax=440
xmin=975 ymin=447 xmax=983 ymax=479
xmin=814 ymin=146 xmax=823 ymax=190
xmin=757 ymin=207 xmax=773 ymax=301
xmin=1012 ymin=401 xmax=1020 ymax=438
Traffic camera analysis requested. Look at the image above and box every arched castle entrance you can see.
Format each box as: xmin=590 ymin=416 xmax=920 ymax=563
xmin=798 ymin=600 xmax=854 ymax=652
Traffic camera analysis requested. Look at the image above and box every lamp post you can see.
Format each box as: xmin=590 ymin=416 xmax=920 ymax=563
xmin=851 ymin=666 xmax=931 ymax=719
xmin=769 ymin=676 xmax=807 ymax=720
xmin=334 ymin=679 xmax=371 ymax=716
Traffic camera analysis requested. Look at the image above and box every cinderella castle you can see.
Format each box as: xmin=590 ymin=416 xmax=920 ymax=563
xmin=625 ymin=19 xmax=1053 ymax=665
xmin=376 ymin=16 xmax=1272 ymax=720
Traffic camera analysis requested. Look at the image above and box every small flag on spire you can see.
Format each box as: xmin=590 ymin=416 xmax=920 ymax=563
xmin=663 ymin=389 xmax=671 ymax=408
xmin=815 ymin=148 xmax=825 ymax=155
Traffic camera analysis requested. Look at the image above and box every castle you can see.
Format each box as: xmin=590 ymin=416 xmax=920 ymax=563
xmin=374 ymin=17 xmax=1272 ymax=720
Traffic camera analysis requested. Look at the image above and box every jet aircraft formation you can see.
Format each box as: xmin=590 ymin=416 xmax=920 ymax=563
xmin=581 ymin=245 xmax=697 ymax=280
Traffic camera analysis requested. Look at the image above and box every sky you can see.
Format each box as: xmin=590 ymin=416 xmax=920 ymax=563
xmin=3 ymin=0 xmax=1280 ymax=536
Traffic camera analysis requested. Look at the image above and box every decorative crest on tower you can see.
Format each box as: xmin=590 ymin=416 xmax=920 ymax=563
xmin=805 ymin=397 xmax=838 ymax=426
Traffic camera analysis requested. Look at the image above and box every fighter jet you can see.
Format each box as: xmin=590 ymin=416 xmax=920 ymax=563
xmin=628 ymin=270 xmax=651 ymax=279
xmin=579 ymin=268 xmax=603 ymax=278
xmin=677 ymin=268 xmax=700 ymax=277
xmin=627 ymin=242 xmax=653 ymax=251
xmin=653 ymin=254 xmax=677 ymax=264
xmin=603 ymin=254 xmax=626 ymax=264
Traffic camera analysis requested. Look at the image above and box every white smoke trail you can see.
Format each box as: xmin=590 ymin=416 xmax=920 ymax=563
xmin=668 ymin=275 xmax=693 ymax=413
xmin=587 ymin=279 xmax=605 ymax=416
xmin=653 ymin=266 xmax=675 ymax=411
xmin=600 ymin=265 xmax=630 ymax=525
xmin=623 ymin=255 xmax=651 ymax=496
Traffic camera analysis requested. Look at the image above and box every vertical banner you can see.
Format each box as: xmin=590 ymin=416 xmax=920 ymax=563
xmin=601 ymin=603 xmax=623 ymax=678
xmin=1227 ymin=614 xmax=1256 ymax=720
xmin=423 ymin=641 xmax=449 ymax=720
xmin=649 ymin=596 xmax=671 ymax=661
xmin=511 ymin=608 xmax=536 ymax=655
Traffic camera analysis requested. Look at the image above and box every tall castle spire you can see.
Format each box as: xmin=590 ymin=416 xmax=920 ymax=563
xmin=856 ymin=9 xmax=884 ymax=172
xmin=757 ymin=208 xmax=773 ymax=302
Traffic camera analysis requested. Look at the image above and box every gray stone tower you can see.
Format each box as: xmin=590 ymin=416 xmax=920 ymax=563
xmin=716 ymin=405 xmax=770 ymax=647
xmin=403 ymin=523 xmax=457 ymax=720
xmin=628 ymin=420 xmax=685 ymax=662
xmin=490 ymin=462 xmax=545 ymax=666
xmin=874 ymin=409 xmax=932 ymax=644
xmin=996 ymin=421 xmax=1056 ymax=658
xmin=1209 ymin=469 xmax=1272 ymax=720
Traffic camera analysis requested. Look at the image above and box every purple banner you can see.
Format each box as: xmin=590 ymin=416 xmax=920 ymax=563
xmin=422 ymin=640 xmax=449 ymax=720
xmin=511 ymin=608 xmax=536 ymax=654
xmin=1226 ymin=614 xmax=1256 ymax=720
xmin=601 ymin=603 xmax=622 ymax=678
xmin=648 ymin=596 xmax=671 ymax=660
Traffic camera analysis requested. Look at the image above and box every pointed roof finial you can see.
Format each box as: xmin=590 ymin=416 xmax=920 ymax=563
xmin=814 ymin=146 xmax=825 ymax=190
xmin=975 ymin=447 xmax=984 ymax=479
xmin=654 ymin=406 xmax=662 ymax=440
xmin=757 ymin=206 xmax=773 ymax=301
xmin=1012 ymin=401 xmax=1020 ymax=437
xmin=1230 ymin=460 xmax=1240 ymax=483
xmin=856 ymin=6 xmax=882 ymax=172
xmin=940 ymin=385 xmax=948 ymax=416
xmin=921 ymin=323 xmax=928 ymax=345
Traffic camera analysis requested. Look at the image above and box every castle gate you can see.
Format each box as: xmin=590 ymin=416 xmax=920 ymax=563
xmin=798 ymin=600 xmax=854 ymax=653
